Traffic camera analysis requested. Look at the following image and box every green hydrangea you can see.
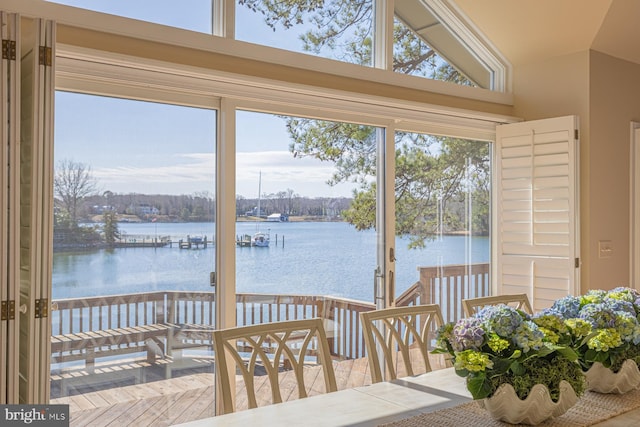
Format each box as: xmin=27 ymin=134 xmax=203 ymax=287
xmin=538 ymin=327 xmax=560 ymax=344
xmin=487 ymin=333 xmax=510 ymax=353
xmin=564 ymin=318 xmax=591 ymax=338
xmin=453 ymin=349 xmax=493 ymax=372
xmin=588 ymin=328 xmax=622 ymax=352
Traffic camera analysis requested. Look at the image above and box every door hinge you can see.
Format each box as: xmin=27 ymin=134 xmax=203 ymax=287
xmin=574 ymin=129 xmax=579 ymax=140
xmin=575 ymin=258 xmax=580 ymax=268
xmin=2 ymin=39 xmax=16 ymax=60
xmin=1 ymin=300 xmax=15 ymax=321
xmin=39 ymin=46 xmax=52 ymax=67
xmin=34 ymin=298 xmax=49 ymax=318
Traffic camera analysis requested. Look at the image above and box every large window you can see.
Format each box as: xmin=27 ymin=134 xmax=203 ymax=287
xmin=5 ymin=0 xmax=512 ymax=420
xmin=46 ymin=0 xmax=505 ymax=91
xmin=46 ymin=0 xmax=214 ymax=33
xmin=236 ymin=0 xmax=374 ymax=66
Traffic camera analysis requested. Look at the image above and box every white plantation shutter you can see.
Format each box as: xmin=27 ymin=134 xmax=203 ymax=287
xmin=495 ymin=116 xmax=580 ymax=310
xmin=1 ymin=11 xmax=20 ymax=405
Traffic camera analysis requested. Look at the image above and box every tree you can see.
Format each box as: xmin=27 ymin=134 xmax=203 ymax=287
xmin=238 ymin=0 xmax=473 ymax=82
xmin=54 ymin=159 xmax=99 ymax=224
xmin=240 ymin=1 xmax=488 ymax=247
xmin=103 ymin=210 xmax=120 ymax=246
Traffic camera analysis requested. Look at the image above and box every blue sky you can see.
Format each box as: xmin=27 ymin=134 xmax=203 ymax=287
xmin=51 ymin=1 xmax=359 ymax=198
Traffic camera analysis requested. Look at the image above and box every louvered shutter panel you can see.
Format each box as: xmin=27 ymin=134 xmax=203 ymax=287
xmin=495 ymin=116 xmax=580 ymax=310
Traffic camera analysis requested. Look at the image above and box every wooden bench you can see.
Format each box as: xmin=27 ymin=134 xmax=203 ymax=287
xmin=50 ymin=323 xmax=173 ymax=369
xmin=50 ymin=291 xmax=218 ymax=370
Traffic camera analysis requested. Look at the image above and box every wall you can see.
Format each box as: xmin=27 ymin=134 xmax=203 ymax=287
xmin=588 ymin=51 xmax=640 ymax=290
xmin=511 ymin=49 xmax=640 ymax=292
xmin=510 ymin=51 xmax=592 ymax=290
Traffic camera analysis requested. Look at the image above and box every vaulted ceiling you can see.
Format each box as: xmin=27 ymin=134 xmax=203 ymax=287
xmin=454 ymin=0 xmax=640 ymax=67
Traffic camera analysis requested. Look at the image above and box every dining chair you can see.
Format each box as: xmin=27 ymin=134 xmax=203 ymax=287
xmin=360 ymin=304 xmax=446 ymax=383
xmin=462 ymin=293 xmax=533 ymax=317
xmin=212 ymin=317 xmax=337 ymax=414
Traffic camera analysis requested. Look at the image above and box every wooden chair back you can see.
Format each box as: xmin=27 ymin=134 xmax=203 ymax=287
xmin=212 ymin=318 xmax=337 ymax=414
xmin=462 ymin=293 xmax=533 ymax=317
xmin=360 ymin=304 xmax=445 ymax=383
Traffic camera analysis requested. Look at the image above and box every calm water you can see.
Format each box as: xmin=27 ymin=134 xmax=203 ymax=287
xmin=52 ymin=222 xmax=489 ymax=302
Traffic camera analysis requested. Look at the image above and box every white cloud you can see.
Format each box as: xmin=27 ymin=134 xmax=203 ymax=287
xmin=92 ymin=151 xmax=355 ymax=197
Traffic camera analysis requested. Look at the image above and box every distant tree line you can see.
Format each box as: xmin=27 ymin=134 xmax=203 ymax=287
xmin=236 ymin=190 xmax=352 ymax=219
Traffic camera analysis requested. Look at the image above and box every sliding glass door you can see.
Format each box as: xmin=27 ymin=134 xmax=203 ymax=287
xmin=393 ymin=131 xmax=492 ymax=324
xmin=50 ymin=92 xmax=218 ymax=424
xmin=232 ymin=110 xmax=381 ymax=404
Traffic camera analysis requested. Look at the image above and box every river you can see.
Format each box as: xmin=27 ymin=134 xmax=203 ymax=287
xmin=52 ymin=221 xmax=490 ymax=302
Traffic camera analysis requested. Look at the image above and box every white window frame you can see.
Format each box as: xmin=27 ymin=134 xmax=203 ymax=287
xmin=8 ymin=0 xmax=512 ymax=103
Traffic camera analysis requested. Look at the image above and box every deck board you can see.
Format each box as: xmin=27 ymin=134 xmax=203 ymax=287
xmin=53 ymin=356 xmax=382 ymax=426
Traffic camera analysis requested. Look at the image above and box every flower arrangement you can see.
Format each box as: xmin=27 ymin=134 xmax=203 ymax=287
xmin=434 ymin=304 xmax=586 ymax=401
xmin=534 ymin=287 xmax=640 ymax=373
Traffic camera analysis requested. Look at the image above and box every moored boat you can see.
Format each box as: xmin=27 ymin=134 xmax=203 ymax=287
xmin=252 ymin=231 xmax=270 ymax=247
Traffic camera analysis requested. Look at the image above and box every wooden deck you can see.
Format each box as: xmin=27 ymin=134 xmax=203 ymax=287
xmin=51 ymin=352 xmax=448 ymax=427
xmin=52 ymin=357 xmax=375 ymax=427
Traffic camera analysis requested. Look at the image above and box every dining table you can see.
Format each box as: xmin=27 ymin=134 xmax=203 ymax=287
xmin=173 ymin=367 xmax=640 ymax=427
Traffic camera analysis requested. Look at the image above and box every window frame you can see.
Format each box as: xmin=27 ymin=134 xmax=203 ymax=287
xmin=19 ymin=0 xmax=511 ymax=102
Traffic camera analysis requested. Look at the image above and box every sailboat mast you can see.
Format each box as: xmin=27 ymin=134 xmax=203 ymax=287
xmin=257 ymin=171 xmax=261 ymax=218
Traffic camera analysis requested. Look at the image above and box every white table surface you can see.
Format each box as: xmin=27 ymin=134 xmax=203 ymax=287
xmin=172 ymin=368 xmax=472 ymax=427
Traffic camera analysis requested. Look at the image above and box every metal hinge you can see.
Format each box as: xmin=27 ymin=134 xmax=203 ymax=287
xmin=2 ymin=39 xmax=16 ymax=60
xmin=34 ymin=298 xmax=49 ymax=318
xmin=574 ymin=129 xmax=579 ymax=140
xmin=1 ymin=300 xmax=16 ymax=321
xmin=575 ymin=258 xmax=580 ymax=268
xmin=39 ymin=46 xmax=52 ymax=67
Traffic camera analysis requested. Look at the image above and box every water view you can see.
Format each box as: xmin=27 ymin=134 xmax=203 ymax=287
xmin=52 ymin=221 xmax=490 ymax=302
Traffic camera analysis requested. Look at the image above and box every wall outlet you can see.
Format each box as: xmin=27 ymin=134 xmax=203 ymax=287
xmin=598 ymin=240 xmax=613 ymax=258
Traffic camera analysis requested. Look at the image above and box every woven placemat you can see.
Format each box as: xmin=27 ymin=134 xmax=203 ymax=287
xmin=380 ymin=388 xmax=640 ymax=427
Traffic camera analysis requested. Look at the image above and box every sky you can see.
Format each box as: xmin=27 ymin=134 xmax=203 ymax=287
xmin=50 ymin=1 xmax=360 ymax=198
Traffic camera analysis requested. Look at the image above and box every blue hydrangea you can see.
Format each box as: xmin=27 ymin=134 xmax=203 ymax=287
xmin=475 ymin=305 xmax=523 ymax=337
xmin=550 ymin=295 xmax=581 ymax=319
xmin=579 ymin=303 xmax=619 ymax=328
xmin=513 ymin=320 xmax=544 ymax=352
xmin=604 ymin=299 xmax=636 ymax=317
xmin=581 ymin=290 xmax=607 ymax=305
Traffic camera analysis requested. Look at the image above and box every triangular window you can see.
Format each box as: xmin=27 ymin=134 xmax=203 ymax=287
xmin=394 ymin=0 xmax=506 ymax=90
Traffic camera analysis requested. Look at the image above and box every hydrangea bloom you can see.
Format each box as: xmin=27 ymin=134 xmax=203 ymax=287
xmin=453 ymin=349 xmax=493 ymax=372
xmin=581 ymin=290 xmax=607 ymax=305
xmin=514 ymin=320 xmax=544 ymax=352
xmin=487 ymin=333 xmax=510 ymax=353
xmin=579 ymin=303 xmax=618 ymax=329
xmin=452 ymin=317 xmax=485 ymax=351
xmin=587 ymin=329 xmax=622 ymax=352
xmin=476 ymin=305 xmax=523 ymax=337
xmin=550 ymin=295 xmax=581 ymax=319
xmin=564 ymin=318 xmax=591 ymax=338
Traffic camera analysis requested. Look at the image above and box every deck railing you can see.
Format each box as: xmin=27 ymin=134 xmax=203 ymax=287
xmin=51 ymin=263 xmax=490 ymax=362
